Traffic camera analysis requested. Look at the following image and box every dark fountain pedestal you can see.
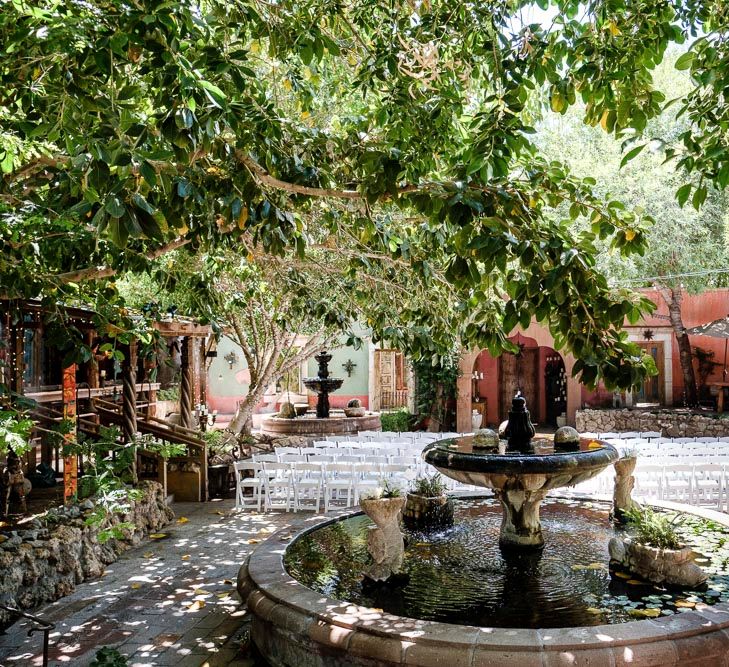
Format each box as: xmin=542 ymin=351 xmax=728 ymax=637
xmin=303 ymin=352 xmax=343 ymax=419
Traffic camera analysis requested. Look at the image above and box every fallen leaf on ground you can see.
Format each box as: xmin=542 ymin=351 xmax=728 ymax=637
xmin=675 ymin=600 xmax=695 ymax=608
xmin=186 ymin=600 xmax=206 ymax=610
xmin=586 ymin=562 xmax=606 ymax=570
xmin=586 ymin=607 xmax=603 ymax=614
xmin=246 ymin=539 xmax=261 ymax=545
xmin=143 ymin=552 xmax=155 ymax=558
xmin=217 ymin=592 xmax=231 ymax=599
xmin=131 ymin=583 xmax=142 ymax=590
xmin=626 ymin=579 xmax=645 ymax=585
xmin=149 ymin=533 xmax=168 ymax=539
xmin=181 ymin=554 xmax=191 ymax=561
xmin=223 ymin=579 xmax=233 ymax=585
xmin=194 ymin=588 xmax=209 ymax=596
xmin=613 ymin=571 xmax=631 ymax=579
xmin=177 ymin=517 xmax=189 ymax=524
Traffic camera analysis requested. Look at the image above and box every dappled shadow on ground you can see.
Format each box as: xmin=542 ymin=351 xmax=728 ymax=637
xmin=0 ymin=500 xmax=292 ymax=666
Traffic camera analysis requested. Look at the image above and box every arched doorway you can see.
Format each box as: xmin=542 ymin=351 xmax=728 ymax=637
xmin=470 ymin=336 xmax=568 ymax=428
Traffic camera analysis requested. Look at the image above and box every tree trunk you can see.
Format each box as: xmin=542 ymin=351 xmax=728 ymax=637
xmin=660 ymin=286 xmax=698 ymax=407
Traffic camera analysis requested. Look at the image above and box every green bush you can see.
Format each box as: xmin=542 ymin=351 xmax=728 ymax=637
xmin=410 ymin=473 xmax=447 ymax=497
xmin=624 ymin=505 xmax=684 ymax=550
xmin=380 ymin=408 xmax=415 ymax=433
xmin=90 ymin=647 xmax=128 ymax=666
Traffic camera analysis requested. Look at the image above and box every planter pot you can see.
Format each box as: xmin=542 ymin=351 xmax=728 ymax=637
xmin=294 ymin=403 xmax=309 ymax=416
xmin=555 ymin=415 xmax=567 ymax=428
xmin=403 ymin=493 xmax=454 ymax=531
xmin=344 ymin=407 xmax=366 ymax=417
xmin=360 ymin=496 xmax=406 ymax=581
xmin=471 ymin=412 xmax=483 ymax=430
xmin=608 ymin=536 xmax=707 ymax=589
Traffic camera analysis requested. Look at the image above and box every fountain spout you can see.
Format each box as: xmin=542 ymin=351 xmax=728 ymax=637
xmin=504 ymin=392 xmax=536 ymax=453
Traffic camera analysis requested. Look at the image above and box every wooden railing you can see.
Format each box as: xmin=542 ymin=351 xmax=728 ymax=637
xmin=380 ymin=389 xmax=409 ymax=409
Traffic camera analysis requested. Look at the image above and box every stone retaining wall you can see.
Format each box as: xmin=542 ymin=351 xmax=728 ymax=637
xmin=0 ymin=481 xmax=173 ymax=623
xmin=576 ymin=408 xmax=729 ymax=437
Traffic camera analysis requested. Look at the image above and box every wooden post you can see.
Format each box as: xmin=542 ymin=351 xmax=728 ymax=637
xmin=180 ymin=336 xmax=193 ymax=429
xmin=62 ymin=364 xmax=78 ymax=503
xmin=121 ymin=342 xmax=138 ymax=482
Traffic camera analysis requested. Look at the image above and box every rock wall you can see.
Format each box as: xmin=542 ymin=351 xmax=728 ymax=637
xmin=0 ymin=481 xmax=173 ymax=623
xmin=576 ymin=408 xmax=729 ymax=438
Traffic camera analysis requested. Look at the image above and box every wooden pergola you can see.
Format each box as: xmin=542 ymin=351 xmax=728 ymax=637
xmin=0 ymin=301 xmax=213 ymax=502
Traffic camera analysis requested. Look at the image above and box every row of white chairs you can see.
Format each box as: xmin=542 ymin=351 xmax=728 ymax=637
xmin=596 ymin=431 xmax=729 ymax=444
xmin=571 ymin=461 xmax=729 ymax=511
xmin=234 ymin=460 xmax=414 ymax=513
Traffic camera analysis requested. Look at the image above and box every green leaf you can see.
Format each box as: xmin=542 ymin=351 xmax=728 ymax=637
xmin=675 ymin=51 xmax=695 ymax=71
xmin=620 ymin=144 xmax=646 ymax=169
xmin=198 ymin=80 xmax=226 ymax=107
xmin=676 ymin=183 xmax=692 ymax=207
xmin=105 ymin=196 xmax=126 ymax=218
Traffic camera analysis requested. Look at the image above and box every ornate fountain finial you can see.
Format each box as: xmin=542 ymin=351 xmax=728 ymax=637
xmin=504 ymin=392 xmax=536 ymax=453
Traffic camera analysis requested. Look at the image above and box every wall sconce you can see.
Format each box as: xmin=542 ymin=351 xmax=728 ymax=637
xmin=342 ymin=359 xmax=357 ymax=377
xmin=224 ymin=351 xmax=238 ymax=369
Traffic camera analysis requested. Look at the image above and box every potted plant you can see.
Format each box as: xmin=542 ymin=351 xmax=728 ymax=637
xmin=360 ymin=481 xmax=406 ymax=581
xmin=344 ymin=398 xmax=366 ymax=418
xmin=608 ymin=504 xmax=707 ymax=589
xmin=403 ymin=473 xmax=454 ymax=530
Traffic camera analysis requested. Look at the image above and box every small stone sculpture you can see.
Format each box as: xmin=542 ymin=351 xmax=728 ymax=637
xmin=2 ymin=450 xmax=30 ymax=516
xmin=278 ymin=402 xmax=297 ymax=419
xmin=360 ymin=496 xmax=406 ymax=581
xmin=608 ymin=536 xmax=707 ymax=589
xmin=612 ymin=456 xmax=638 ymax=521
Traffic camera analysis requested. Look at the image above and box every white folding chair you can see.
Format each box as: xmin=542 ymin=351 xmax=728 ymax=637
xmin=292 ymin=463 xmax=324 ymax=512
xmin=634 ymin=464 xmax=664 ymax=499
xmin=234 ymin=461 xmax=262 ymax=512
xmin=323 ymin=463 xmax=355 ymax=512
xmin=262 ymin=462 xmax=293 ymax=511
xmin=663 ymin=464 xmax=694 ymax=502
xmin=354 ymin=463 xmax=382 ymax=503
xmin=694 ymin=463 xmax=725 ymax=508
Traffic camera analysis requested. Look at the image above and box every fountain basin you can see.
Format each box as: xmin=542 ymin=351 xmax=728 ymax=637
xmin=238 ymin=499 xmax=729 ymax=667
xmin=260 ymin=410 xmax=381 ymax=437
xmin=424 ymin=436 xmax=618 ymax=548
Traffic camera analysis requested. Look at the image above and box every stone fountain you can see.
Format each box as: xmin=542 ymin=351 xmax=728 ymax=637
xmin=423 ymin=393 xmax=618 ymax=548
xmin=302 ymin=351 xmax=344 ymax=418
xmin=260 ymin=350 xmax=381 ymax=436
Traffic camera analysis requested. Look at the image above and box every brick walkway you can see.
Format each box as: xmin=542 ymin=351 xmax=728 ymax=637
xmin=0 ymin=501 xmax=292 ymax=667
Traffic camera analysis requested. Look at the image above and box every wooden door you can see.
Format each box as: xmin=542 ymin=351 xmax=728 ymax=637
xmin=499 ymin=348 xmax=539 ymax=422
xmin=374 ymin=349 xmax=395 ymax=411
xmin=636 ymin=341 xmax=665 ymax=405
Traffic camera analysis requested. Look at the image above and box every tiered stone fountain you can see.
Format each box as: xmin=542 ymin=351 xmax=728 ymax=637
xmin=423 ymin=393 xmax=618 ymax=548
xmin=260 ymin=350 xmax=381 ymax=437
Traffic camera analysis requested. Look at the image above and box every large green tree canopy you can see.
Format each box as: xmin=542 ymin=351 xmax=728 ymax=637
xmin=3 ymin=0 xmax=727 ymax=388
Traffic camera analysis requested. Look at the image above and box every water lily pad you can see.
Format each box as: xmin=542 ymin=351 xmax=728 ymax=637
xmin=675 ymin=600 xmax=695 ymax=608
xmin=629 ymin=608 xmax=661 ymax=618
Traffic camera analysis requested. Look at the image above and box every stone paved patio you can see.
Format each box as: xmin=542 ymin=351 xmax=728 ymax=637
xmin=0 ymin=500 xmax=293 ymax=666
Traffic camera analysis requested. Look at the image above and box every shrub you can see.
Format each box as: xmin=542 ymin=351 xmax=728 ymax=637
xmin=624 ymin=505 xmax=684 ymax=550
xmin=380 ymin=408 xmax=415 ymax=433
xmin=410 ymin=473 xmax=447 ymax=497
xmin=347 ymin=398 xmax=361 ymax=408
